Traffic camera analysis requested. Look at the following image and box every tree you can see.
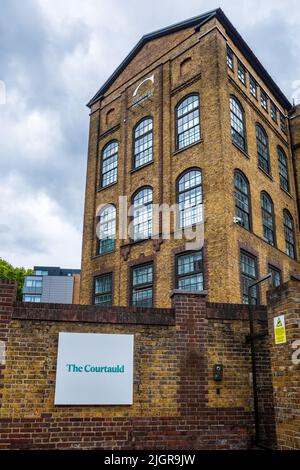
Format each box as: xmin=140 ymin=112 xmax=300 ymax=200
xmin=0 ymin=258 xmax=33 ymax=300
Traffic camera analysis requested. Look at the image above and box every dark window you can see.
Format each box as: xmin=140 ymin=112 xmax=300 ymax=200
xmin=238 ymin=61 xmax=246 ymax=85
xmin=132 ymin=187 xmax=153 ymax=241
xmin=260 ymin=89 xmax=268 ymax=111
xmin=280 ymin=113 xmax=287 ymax=133
xmin=283 ymin=210 xmax=296 ymax=259
xmin=176 ymin=94 xmax=200 ymax=150
xmin=278 ymin=147 xmax=290 ymax=193
xmin=240 ymin=251 xmax=258 ymax=305
xmin=97 ymin=204 xmax=116 ymax=254
xmin=133 ymin=117 xmax=153 ymax=168
xmin=261 ymin=192 xmax=276 ymax=246
xmin=268 ymin=265 xmax=282 ymax=288
xmin=234 ymin=170 xmax=251 ymax=230
xmin=230 ymin=96 xmax=246 ymax=151
xmin=101 ymin=141 xmax=118 ymax=187
xmin=256 ymin=124 xmax=270 ymax=174
xmin=249 ymin=75 xmax=257 ymax=98
xmin=23 ymin=295 xmax=41 ymax=302
xmin=94 ymin=274 xmax=112 ymax=305
xmin=177 ymin=169 xmax=203 ymax=228
xmin=227 ymin=46 xmax=234 ymax=70
xmin=131 ymin=263 xmax=153 ymax=307
xmin=176 ymin=250 xmax=204 ymax=291
xmin=270 ymin=102 xmax=278 ymax=122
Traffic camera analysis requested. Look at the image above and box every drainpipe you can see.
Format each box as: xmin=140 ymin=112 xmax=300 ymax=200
xmin=248 ymin=273 xmax=272 ymax=447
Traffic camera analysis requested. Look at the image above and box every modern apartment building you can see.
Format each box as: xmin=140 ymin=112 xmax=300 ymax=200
xmin=23 ymin=266 xmax=80 ymax=304
xmin=80 ymin=8 xmax=300 ymax=308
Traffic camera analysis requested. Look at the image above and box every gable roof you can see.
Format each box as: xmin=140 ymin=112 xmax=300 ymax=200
xmin=88 ymin=8 xmax=291 ymax=110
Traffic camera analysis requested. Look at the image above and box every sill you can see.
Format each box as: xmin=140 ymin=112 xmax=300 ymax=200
xmin=121 ymin=237 xmax=152 ymax=248
xmin=280 ymin=187 xmax=293 ymax=199
xmin=97 ymin=181 xmax=118 ymax=192
xmin=92 ymin=250 xmax=116 ymax=260
xmin=173 ymin=139 xmax=202 ymax=156
xmin=130 ymin=160 xmax=154 ymax=174
xmin=258 ymin=165 xmax=273 ymax=181
xmin=232 ymin=142 xmax=250 ymax=159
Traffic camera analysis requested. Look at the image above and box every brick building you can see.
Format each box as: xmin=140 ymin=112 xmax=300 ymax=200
xmin=80 ymin=8 xmax=300 ymax=308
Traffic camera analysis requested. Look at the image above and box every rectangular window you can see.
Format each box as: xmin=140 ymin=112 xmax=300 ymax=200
xmin=270 ymin=102 xmax=278 ymax=122
xmin=176 ymin=251 xmax=204 ymax=292
xmin=25 ymin=278 xmax=43 ymax=288
xmin=94 ymin=273 xmax=112 ymax=306
xmin=240 ymin=251 xmax=258 ymax=305
xmin=227 ymin=46 xmax=234 ymax=70
xmin=268 ymin=265 xmax=282 ymax=288
xmin=237 ymin=61 xmax=246 ymax=85
xmin=23 ymin=295 xmax=41 ymax=302
xmin=260 ymin=89 xmax=268 ymax=111
xmin=131 ymin=263 xmax=153 ymax=307
xmin=280 ymin=113 xmax=287 ymax=133
xmin=249 ymin=75 xmax=257 ymax=98
xmin=34 ymin=270 xmax=48 ymax=276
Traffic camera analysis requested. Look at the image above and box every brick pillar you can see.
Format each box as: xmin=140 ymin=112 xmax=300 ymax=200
xmin=267 ymin=279 xmax=300 ymax=449
xmin=0 ymin=279 xmax=17 ymax=402
xmin=172 ymin=291 xmax=208 ymax=417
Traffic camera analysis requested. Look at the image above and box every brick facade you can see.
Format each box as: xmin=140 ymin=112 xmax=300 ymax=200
xmin=80 ymin=11 xmax=300 ymax=308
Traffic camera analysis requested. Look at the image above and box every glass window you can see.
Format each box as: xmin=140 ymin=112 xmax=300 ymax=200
xmin=131 ymin=263 xmax=153 ymax=307
xmin=261 ymin=192 xmax=275 ymax=246
xmin=34 ymin=270 xmax=48 ymax=276
xmin=230 ymin=96 xmax=246 ymax=151
xmin=238 ymin=61 xmax=246 ymax=85
xmin=268 ymin=265 xmax=282 ymax=288
xmin=240 ymin=251 xmax=258 ymax=305
xmin=23 ymin=295 xmax=41 ymax=302
xmin=25 ymin=278 xmax=42 ymax=288
xmin=94 ymin=274 xmax=112 ymax=305
xmin=270 ymin=102 xmax=278 ymax=122
xmin=234 ymin=171 xmax=251 ymax=230
xmin=256 ymin=124 xmax=270 ymax=174
xmin=260 ymin=89 xmax=268 ymax=111
xmin=280 ymin=112 xmax=287 ymax=133
xmin=283 ymin=210 xmax=295 ymax=259
xmin=177 ymin=169 xmax=203 ymax=228
xmin=176 ymin=251 xmax=204 ymax=291
xmin=278 ymin=147 xmax=290 ymax=193
xmin=101 ymin=141 xmax=118 ymax=187
xmin=249 ymin=75 xmax=257 ymax=98
xmin=227 ymin=46 xmax=234 ymax=70
xmin=176 ymin=94 xmax=200 ymax=150
xmin=133 ymin=117 xmax=153 ymax=169
xmin=98 ymin=204 xmax=116 ymax=254
xmin=132 ymin=187 xmax=153 ymax=241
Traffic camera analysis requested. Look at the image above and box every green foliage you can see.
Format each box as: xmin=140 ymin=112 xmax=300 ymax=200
xmin=0 ymin=258 xmax=33 ymax=300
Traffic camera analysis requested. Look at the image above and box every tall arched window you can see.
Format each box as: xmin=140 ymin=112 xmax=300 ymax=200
xmin=176 ymin=94 xmax=200 ymax=150
xmin=278 ymin=146 xmax=290 ymax=192
xmin=100 ymin=140 xmax=118 ymax=187
xmin=283 ymin=210 xmax=296 ymax=259
xmin=261 ymin=192 xmax=275 ymax=246
xmin=132 ymin=187 xmax=153 ymax=241
xmin=97 ymin=204 xmax=116 ymax=254
xmin=133 ymin=117 xmax=153 ymax=169
xmin=234 ymin=170 xmax=251 ymax=230
xmin=256 ymin=124 xmax=270 ymax=174
xmin=177 ymin=169 xmax=202 ymax=228
xmin=230 ymin=96 xmax=246 ymax=151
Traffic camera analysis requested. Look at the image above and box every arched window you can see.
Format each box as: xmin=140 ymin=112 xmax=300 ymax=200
xmin=256 ymin=124 xmax=270 ymax=174
xmin=133 ymin=117 xmax=153 ymax=169
xmin=278 ymin=147 xmax=290 ymax=192
xmin=132 ymin=187 xmax=153 ymax=241
xmin=176 ymin=94 xmax=200 ymax=150
xmin=234 ymin=170 xmax=251 ymax=230
xmin=97 ymin=204 xmax=116 ymax=254
xmin=100 ymin=140 xmax=118 ymax=187
xmin=283 ymin=210 xmax=296 ymax=259
xmin=261 ymin=192 xmax=275 ymax=246
xmin=230 ymin=96 xmax=246 ymax=151
xmin=177 ymin=169 xmax=202 ymax=228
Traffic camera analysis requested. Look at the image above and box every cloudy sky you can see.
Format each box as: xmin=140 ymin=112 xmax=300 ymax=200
xmin=1 ymin=0 xmax=300 ymax=270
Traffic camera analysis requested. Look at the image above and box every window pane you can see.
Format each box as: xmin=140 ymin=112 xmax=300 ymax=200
xmin=177 ymin=250 xmax=203 ymax=292
xmin=227 ymin=47 xmax=234 ymax=69
xmin=235 ymin=171 xmax=250 ymax=230
xmin=261 ymin=193 xmax=275 ymax=246
xmin=133 ymin=188 xmax=153 ymax=241
xmin=256 ymin=125 xmax=270 ymax=174
xmin=101 ymin=141 xmax=118 ymax=187
xmin=284 ymin=211 xmax=295 ymax=259
xmin=240 ymin=251 xmax=257 ymax=304
xmin=132 ymin=264 xmax=153 ymax=287
xmin=238 ymin=62 xmax=246 ymax=84
xmin=178 ymin=170 xmax=203 ymax=228
xmin=134 ymin=118 xmax=153 ymax=168
xmin=230 ymin=97 xmax=246 ymax=151
xmin=98 ymin=205 xmax=116 ymax=254
xmin=176 ymin=95 xmax=200 ymax=150
xmin=278 ymin=147 xmax=289 ymax=192
xmin=132 ymin=263 xmax=153 ymax=307
xmin=94 ymin=274 xmax=112 ymax=306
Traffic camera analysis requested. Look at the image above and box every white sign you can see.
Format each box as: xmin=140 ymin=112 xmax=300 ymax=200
xmin=54 ymin=332 xmax=134 ymax=405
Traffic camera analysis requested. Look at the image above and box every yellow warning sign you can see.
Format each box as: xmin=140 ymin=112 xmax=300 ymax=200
xmin=274 ymin=315 xmax=286 ymax=344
